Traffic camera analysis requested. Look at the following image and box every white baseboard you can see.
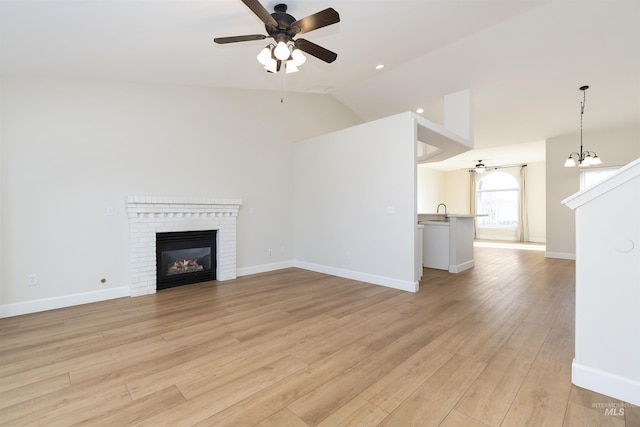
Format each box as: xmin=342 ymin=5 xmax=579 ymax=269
xmin=0 ymin=287 xmax=130 ymax=318
xmin=236 ymin=260 xmax=294 ymax=277
xmin=545 ymin=251 xmax=576 ymax=260
xmin=294 ymin=261 xmax=418 ymax=292
xmin=572 ymin=360 xmax=640 ymax=406
xmin=528 ymin=237 xmax=546 ymax=243
xmin=449 ymin=260 xmax=474 ymax=273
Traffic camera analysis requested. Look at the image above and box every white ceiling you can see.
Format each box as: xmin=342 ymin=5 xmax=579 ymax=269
xmin=2 ymin=0 xmax=639 ymax=171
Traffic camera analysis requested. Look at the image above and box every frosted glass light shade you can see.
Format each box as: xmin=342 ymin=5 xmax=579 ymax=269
xmin=291 ymin=49 xmax=306 ymax=66
xmin=257 ymin=46 xmax=272 ymax=65
xmin=264 ymin=58 xmax=278 ymax=73
xmin=274 ymin=42 xmax=290 ymax=60
xmin=285 ymin=61 xmax=298 ymax=74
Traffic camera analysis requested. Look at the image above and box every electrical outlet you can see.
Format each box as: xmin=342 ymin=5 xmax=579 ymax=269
xmin=268 ymin=248 xmax=272 ymax=256
xmin=27 ymin=274 xmax=38 ymax=285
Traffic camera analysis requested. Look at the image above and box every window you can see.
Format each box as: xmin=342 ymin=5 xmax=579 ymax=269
xmin=476 ymin=171 xmax=519 ymax=228
xmin=580 ymin=167 xmax=619 ymax=190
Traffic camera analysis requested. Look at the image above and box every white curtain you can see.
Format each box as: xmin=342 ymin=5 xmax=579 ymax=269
xmin=470 ymin=171 xmax=478 ymax=238
xmin=518 ymin=165 xmax=529 ymax=242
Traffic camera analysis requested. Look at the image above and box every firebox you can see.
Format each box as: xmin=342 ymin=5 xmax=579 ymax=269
xmin=156 ymin=230 xmax=217 ymax=290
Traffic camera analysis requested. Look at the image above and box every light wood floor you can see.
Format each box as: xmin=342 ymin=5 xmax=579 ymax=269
xmin=1 ymin=247 xmax=637 ymax=426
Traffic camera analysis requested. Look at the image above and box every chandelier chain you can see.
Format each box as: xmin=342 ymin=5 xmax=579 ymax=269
xmin=563 ymin=85 xmax=601 ymax=168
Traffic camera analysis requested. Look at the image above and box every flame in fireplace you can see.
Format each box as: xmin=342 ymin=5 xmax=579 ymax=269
xmin=167 ymin=259 xmax=204 ymax=275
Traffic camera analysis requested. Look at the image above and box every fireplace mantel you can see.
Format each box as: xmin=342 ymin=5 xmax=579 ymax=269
xmin=126 ymin=196 xmax=242 ymax=296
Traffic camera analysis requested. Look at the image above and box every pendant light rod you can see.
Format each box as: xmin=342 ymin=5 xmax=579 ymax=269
xmin=564 ymin=85 xmax=602 ymax=167
xmin=579 ymin=85 xmax=587 ymax=160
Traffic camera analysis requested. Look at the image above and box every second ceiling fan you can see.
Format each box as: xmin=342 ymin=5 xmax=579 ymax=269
xmin=214 ymin=0 xmax=340 ymax=72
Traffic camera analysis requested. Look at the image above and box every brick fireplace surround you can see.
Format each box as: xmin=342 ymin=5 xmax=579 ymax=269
xmin=126 ymin=196 xmax=242 ymax=296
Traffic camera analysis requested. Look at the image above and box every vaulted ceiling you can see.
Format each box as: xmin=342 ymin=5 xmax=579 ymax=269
xmin=2 ymin=0 xmax=639 ymax=170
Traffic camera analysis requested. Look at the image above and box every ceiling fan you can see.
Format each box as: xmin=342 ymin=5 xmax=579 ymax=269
xmin=466 ymin=160 xmax=527 ymax=173
xmin=214 ymin=1 xmax=340 ymax=72
xmin=474 ymin=160 xmax=487 ymax=173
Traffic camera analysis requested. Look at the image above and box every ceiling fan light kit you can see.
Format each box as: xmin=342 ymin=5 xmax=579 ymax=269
xmin=475 ymin=160 xmax=486 ymax=173
xmin=214 ymin=1 xmax=340 ymax=74
xmin=564 ymin=85 xmax=602 ymax=168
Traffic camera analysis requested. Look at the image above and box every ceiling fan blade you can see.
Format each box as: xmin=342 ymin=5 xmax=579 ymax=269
xmin=241 ymin=0 xmax=277 ymax=28
xmin=214 ymin=34 xmax=267 ymax=44
xmin=294 ymin=39 xmax=337 ymax=63
xmin=292 ymin=8 xmax=340 ymax=35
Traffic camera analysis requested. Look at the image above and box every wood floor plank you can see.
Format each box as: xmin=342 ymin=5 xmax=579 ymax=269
xmin=500 ymin=352 xmax=573 ymax=426
xmin=254 ymin=407 xmax=310 ymax=427
xmin=358 ymin=322 xmax=454 ymax=413
xmin=74 ymin=385 xmax=186 ymax=426
xmin=123 ymin=335 xmax=240 ymax=400
xmin=377 ymin=352 xmax=486 ymax=427
xmin=567 ymin=385 xmax=628 ymax=422
xmin=440 ymin=409 xmax=490 ymax=427
xmin=0 ymin=373 xmax=69 ymax=410
xmin=176 ymin=350 xmax=301 ymax=401
xmin=194 ymin=343 xmax=375 ymax=427
xmin=137 ymin=355 xmax=307 ymax=426
xmin=0 ymin=331 xmax=105 ymax=375
xmin=624 ymin=405 xmax=640 ymax=426
xmin=454 ymin=318 xmax=520 ymax=364
xmin=454 ymin=321 xmax=550 ymax=426
xmin=0 ymin=335 xmax=167 ymax=392
xmin=538 ymin=290 xmax=575 ymax=364
xmin=7 ymin=383 xmax=132 ymax=426
xmin=287 ymin=317 xmax=447 ymax=425
xmin=315 ymin=396 xmax=389 ymax=427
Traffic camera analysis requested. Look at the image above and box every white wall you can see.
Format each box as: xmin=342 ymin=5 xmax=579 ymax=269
xmin=417 ymin=166 xmax=445 ymax=213
xmin=0 ymin=76 xmax=362 ymax=310
xmin=417 ymin=168 xmax=471 ymax=215
xmin=546 ymin=123 xmax=640 ymax=258
xmin=443 ymin=170 xmax=472 ymax=215
xmin=293 ymin=113 xmax=418 ymax=291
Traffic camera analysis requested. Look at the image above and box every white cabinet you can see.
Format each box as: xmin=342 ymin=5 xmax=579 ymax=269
xmin=422 ymin=221 xmax=450 ymax=270
xmin=420 ymin=215 xmax=476 ymax=273
xmin=448 ymin=216 xmax=475 ymax=273
xmin=416 ymin=225 xmax=424 ymax=281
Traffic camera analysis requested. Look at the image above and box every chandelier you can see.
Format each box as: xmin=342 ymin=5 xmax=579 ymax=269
xmin=564 ymin=85 xmax=602 ymax=167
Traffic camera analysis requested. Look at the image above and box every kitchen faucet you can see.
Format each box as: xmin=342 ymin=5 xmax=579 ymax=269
xmin=437 ymin=203 xmax=447 ymax=215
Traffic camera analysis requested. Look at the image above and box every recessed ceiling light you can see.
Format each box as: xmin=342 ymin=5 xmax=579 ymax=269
xmin=375 ymin=64 xmax=384 ymax=70
xmin=416 ymin=108 xmax=424 ymax=114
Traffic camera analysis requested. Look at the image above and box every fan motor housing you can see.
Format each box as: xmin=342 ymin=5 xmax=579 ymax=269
xmin=266 ymin=3 xmax=298 ymax=40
